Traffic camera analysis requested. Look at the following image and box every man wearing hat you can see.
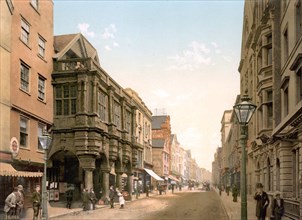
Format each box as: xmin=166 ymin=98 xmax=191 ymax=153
xmin=32 ymin=185 xmax=41 ymax=220
xmin=271 ymin=191 xmax=284 ymax=220
xmin=16 ymin=185 xmax=25 ymax=219
xmin=254 ymin=183 xmax=269 ymax=220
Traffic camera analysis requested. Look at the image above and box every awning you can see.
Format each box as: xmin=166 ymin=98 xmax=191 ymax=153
xmin=144 ymin=168 xmax=164 ymax=181
xmin=168 ymin=175 xmax=179 ymax=182
xmin=0 ymin=162 xmax=43 ymax=177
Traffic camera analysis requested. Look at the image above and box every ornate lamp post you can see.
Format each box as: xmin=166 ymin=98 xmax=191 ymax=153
xmin=233 ymin=95 xmax=256 ymax=220
xmin=38 ymin=133 xmax=52 ymax=220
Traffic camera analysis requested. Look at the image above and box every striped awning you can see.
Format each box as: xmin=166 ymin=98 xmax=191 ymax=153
xmin=0 ymin=162 xmax=43 ymax=177
xmin=144 ymin=168 xmax=164 ymax=181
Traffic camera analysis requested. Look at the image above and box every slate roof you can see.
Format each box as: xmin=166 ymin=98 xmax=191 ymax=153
xmin=54 ymin=34 xmax=78 ymax=53
xmin=152 ymin=116 xmax=167 ymax=129
xmin=152 ymin=139 xmax=165 ymax=148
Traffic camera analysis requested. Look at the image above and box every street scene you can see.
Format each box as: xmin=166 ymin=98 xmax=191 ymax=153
xmin=52 ymin=190 xmax=228 ymax=220
xmin=1 ymin=0 xmax=302 ymax=220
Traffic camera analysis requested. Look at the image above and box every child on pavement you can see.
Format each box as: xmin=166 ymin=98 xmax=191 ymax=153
xmin=116 ymin=188 xmax=125 ymax=209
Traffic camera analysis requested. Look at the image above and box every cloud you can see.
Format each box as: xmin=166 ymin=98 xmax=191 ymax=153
xmin=113 ymin=42 xmax=119 ymax=47
xmin=104 ymin=45 xmax=112 ymax=51
xmin=102 ymin=24 xmax=117 ymax=40
xmin=167 ymin=41 xmax=212 ymax=71
xmin=211 ymin=42 xmax=218 ymax=48
xmin=77 ymin=23 xmax=95 ymax=38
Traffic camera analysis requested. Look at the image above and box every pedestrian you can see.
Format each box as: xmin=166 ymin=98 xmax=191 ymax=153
xmin=109 ymin=185 xmax=116 ymax=208
xmin=232 ymin=184 xmax=238 ymax=202
xmin=146 ymin=184 xmax=150 ymax=197
xmin=82 ymin=188 xmax=89 ymax=211
xmin=32 ymin=185 xmax=41 ymax=220
xmin=254 ymin=183 xmax=269 ymax=220
xmin=89 ymin=188 xmax=97 ymax=210
xmin=4 ymin=187 xmax=18 ymax=220
xmin=271 ymin=191 xmax=284 ymax=220
xmin=65 ymin=184 xmax=73 ymax=209
xmin=16 ymin=185 xmax=25 ymax=219
xmin=116 ymin=189 xmax=125 ymax=209
xmin=171 ymin=184 xmax=175 ymax=193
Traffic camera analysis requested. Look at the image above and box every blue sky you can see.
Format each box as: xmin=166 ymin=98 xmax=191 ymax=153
xmin=54 ymin=0 xmax=244 ymax=171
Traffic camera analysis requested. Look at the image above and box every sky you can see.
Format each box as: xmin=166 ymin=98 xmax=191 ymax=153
xmin=54 ymin=0 xmax=244 ymax=171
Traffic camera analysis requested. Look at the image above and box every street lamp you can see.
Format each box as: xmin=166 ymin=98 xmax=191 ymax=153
xmin=38 ymin=132 xmax=52 ymax=220
xmin=233 ymin=95 xmax=256 ymax=220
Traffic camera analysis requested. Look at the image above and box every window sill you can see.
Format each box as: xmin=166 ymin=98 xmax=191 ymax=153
xmin=30 ymin=3 xmax=40 ymax=15
xmin=37 ymin=97 xmax=46 ymax=104
xmin=37 ymin=54 xmax=47 ymax=63
xmin=19 ymin=146 xmax=30 ymax=151
xmin=19 ymin=38 xmax=32 ymax=50
xmin=19 ymin=88 xmax=31 ymax=96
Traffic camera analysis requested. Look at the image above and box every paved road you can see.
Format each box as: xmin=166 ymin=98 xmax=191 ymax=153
xmin=52 ymin=190 xmax=228 ymax=220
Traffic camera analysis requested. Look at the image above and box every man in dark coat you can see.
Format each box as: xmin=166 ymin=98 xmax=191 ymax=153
xmin=82 ymin=189 xmax=89 ymax=211
xmin=109 ymin=186 xmax=115 ymax=208
xmin=65 ymin=185 xmax=73 ymax=209
xmin=254 ymin=183 xmax=269 ymax=220
xmin=32 ymin=185 xmax=41 ymax=220
xmin=271 ymin=191 xmax=284 ymax=220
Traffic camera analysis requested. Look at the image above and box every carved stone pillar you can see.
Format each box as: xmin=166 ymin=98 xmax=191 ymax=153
xmin=79 ymin=156 xmax=95 ymax=190
xmin=84 ymin=169 xmax=93 ymax=190
xmin=101 ymin=170 xmax=110 ymax=203
xmin=116 ymin=171 xmax=123 ymax=190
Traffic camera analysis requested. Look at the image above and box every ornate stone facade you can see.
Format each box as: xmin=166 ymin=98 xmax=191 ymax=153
xmin=239 ymin=1 xmax=302 ymax=219
xmin=49 ymin=33 xmax=137 ymax=202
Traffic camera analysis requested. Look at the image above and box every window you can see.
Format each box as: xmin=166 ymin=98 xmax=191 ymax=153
xmin=98 ymin=91 xmax=107 ymax=122
xmin=283 ymin=28 xmax=289 ymax=62
xmin=137 ymin=151 xmax=143 ymax=168
xmin=20 ymin=62 xmax=30 ymax=92
xmin=37 ymin=124 xmax=45 ymax=150
xmin=31 ymin=0 xmax=38 ymax=9
xmin=114 ymin=101 xmax=121 ymax=128
xmin=265 ymin=90 xmax=273 ymax=128
xmin=21 ymin=19 xmax=30 ymax=45
xmin=38 ymin=36 xmax=45 ymax=58
xmin=55 ymin=84 xmax=77 ymax=115
xmin=125 ymin=110 xmax=131 ymax=132
xmin=283 ymin=85 xmax=289 ymax=116
xmin=20 ymin=117 xmax=28 ymax=147
xmin=38 ymin=76 xmax=45 ymax=100
xmin=266 ymin=35 xmax=272 ymax=65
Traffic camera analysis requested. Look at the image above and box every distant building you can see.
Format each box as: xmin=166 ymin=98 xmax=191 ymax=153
xmin=124 ymin=88 xmax=153 ymax=192
xmin=152 ymin=115 xmax=171 ymax=180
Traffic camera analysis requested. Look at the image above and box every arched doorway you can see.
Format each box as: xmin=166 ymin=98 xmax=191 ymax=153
xmin=49 ymin=150 xmax=81 ymax=201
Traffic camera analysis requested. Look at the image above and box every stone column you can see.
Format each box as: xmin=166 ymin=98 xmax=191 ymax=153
xmin=101 ymin=171 xmax=110 ymax=203
xmin=127 ymin=173 xmax=133 ymax=201
xmin=84 ymin=169 xmax=93 ymax=190
xmin=116 ymin=172 xmax=122 ymax=190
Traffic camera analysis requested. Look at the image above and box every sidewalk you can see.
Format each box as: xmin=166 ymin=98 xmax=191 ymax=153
xmin=0 ymin=190 xmax=170 ymax=220
xmin=214 ymin=188 xmax=257 ymax=220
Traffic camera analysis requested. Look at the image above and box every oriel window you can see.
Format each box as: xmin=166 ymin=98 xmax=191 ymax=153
xmin=55 ymin=84 xmax=77 ymax=115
